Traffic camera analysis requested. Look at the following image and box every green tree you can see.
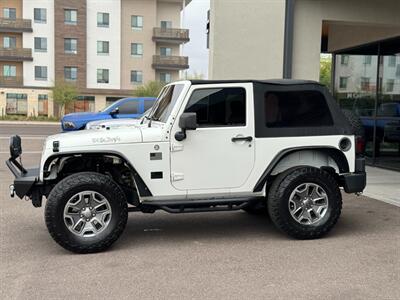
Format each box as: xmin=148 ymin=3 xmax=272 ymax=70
xmin=133 ymin=81 xmax=165 ymax=97
xmin=51 ymin=81 xmax=78 ymax=116
xmin=319 ymin=56 xmax=332 ymax=90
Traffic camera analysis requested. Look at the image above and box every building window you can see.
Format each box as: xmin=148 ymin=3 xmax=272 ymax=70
xmin=38 ymin=94 xmax=48 ymax=116
xmin=66 ymin=96 xmax=95 ymax=114
xmin=34 ymin=37 xmax=47 ymax=52
xmin=97 ymin=41 xmax=109 ymax=55
xmin=364 ymin=55 xmax=372 ymax=65
xmin=64 ymin=66 xmax=77 ymax=81
xmin=386 ymin=79 xmax=395 ymax=92
xmin=361 ymin=77 xmax=370 ymax=91
xmin=34 ymin=8 xmax=47 ymax=23
xmin=388 ymin=56 xmax=396 ymax=67
xmin=97 ymin=12 xmax=109 ymax=27
xmin=3 ymin=36 xmax=16 ymax=48
xmin=339 ymin=77 xmax=348 ymax=89
xmin=396 ymin=65 xmax=400 ymax=78
xmin=3 ymin=8 xmax=16 ymax=19
xmin=64 ymin=38 xmax=77 ymax=54
xmin=131 ymin=70 xmax=143 ymax=84
xmin=131 ymin=43 xmax=143 ymax=56
xmin=160 ymin=21 xmax=172 ymax=29
xmin=160 ymin=47 xmax=172 ymax=56
xmin=131 ymin=15 xmax=143 ymax=30
xmin=35 ymin=66 xmax=47 ymax=80
xmin=6 ymin=93 xmax=27 ymax=115
xmin=97 ymin=69 xmax=109 ymax=83
xmin=3 ymin=65 xmax=16 ymax=77
xmin=64 ymin=9 xmax=77 ymax=25
xmin=160 ymin=72 xmax=171 ymax=83
xmin=340 ymin=55 xmax=349 ymax=66
xmin=185 ymin=88 xmax=246 ymax=127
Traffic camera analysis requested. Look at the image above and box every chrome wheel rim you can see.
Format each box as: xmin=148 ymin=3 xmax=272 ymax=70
xmin=288 ymin=183 xmax=329 ymax=225
xmin=63 ymin=191 xmax=112 ymax=237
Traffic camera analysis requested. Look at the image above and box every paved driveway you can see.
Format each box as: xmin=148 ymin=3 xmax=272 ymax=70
xmin=0 ymin=125 xmax=399 ymax=299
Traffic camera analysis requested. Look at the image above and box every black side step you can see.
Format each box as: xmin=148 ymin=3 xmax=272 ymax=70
xmin=128 ymin=197 xmax=263 ymax=214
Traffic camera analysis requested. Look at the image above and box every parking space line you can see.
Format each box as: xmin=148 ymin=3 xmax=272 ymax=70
xmin=0 ymin=136 xmax=47 ymax=140
xmin=0 ymin=151 xmax=42 ymax=154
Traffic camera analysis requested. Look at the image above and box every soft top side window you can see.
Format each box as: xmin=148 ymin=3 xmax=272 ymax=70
xmin=185 ymin=87 xmax=246 ymax=127
xmin=264 ymin=90 xmax=333 ymax=127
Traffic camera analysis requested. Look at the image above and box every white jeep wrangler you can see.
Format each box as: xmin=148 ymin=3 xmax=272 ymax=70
xmin=7 ymin=80 xmax=366 ymax=253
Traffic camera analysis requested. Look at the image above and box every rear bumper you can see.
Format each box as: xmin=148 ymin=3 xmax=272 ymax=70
xmin=6 ymin=159 xmax=42 ymax=207
xmin=341 ymin=156 xmax=366 ymax=193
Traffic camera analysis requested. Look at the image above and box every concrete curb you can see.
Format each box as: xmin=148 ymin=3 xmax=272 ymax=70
xmin=0 ymin=121 xmax=60 ymax=126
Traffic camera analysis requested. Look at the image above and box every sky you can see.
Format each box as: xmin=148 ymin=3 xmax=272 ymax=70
xmin=182 ymin=0 xmax=210 ymax=79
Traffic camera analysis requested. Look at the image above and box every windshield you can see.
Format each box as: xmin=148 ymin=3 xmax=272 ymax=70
xmin=101 ymin=98 xmax=125 ymax=112
xmin=149 ymin=84 xmax=185 ymax=123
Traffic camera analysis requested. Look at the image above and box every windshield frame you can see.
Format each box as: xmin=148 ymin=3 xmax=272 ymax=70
xmin=146 ymin=83 xmax=186 ymax=124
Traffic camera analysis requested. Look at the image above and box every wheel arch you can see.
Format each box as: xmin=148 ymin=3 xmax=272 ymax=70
xmin=253 ymin=146 xmax=349 ymax=192
xmin=43 ymin=150 xmax=152 ymax=197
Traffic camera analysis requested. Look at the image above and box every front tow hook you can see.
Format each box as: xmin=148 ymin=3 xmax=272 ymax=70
xmin=9 ymin=184 xmax=15 ymax=198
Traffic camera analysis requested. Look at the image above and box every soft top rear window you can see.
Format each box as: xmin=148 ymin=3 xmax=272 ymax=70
xmin=264 ymin=90 xmax=333 ymax=128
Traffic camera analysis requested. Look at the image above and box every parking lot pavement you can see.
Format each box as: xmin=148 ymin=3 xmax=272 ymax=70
xmin=1 ymin=125 xmax=399 ymax=299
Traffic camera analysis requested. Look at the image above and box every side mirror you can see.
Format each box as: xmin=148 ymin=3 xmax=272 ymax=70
xmin=110 ymin=107 xmax=119 ymax=117
xmin=9 ymin=135 xmax=22 ymax=159
xmin=179 ymin=112 xmax=198 ymax=130
xmin=175 ymin=113 xmax=198 ymax=141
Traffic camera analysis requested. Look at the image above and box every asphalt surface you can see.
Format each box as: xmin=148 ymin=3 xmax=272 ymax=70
xmin=1 ymin=124 xmax=399 ymax=299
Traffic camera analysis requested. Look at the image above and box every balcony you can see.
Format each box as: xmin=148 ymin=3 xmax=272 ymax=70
xmin=152 ymin=55 xmax=189 ymax=70
xmin=153 ymin=28 xmax=189 ymax=44
xmin=0 ymin=76 xmax=23 ymax=87
xmin=0 ymin=18 xmax=32 ymax=33
xmin=0 ymin=48 xmax=33 ymax=61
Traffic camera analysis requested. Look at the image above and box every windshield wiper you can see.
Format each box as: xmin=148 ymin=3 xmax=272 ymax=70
xmin=140 ymin=115 xmax=150 ymax=125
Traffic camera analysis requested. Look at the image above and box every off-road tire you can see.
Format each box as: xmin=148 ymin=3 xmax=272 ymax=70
xmin=267 ymin=166 xmax=342 ymax=239
xmin=45 ymin=172 xmax=128 ymax=253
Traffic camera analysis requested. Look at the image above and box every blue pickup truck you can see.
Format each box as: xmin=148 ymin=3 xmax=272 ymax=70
xmin=61 ymin=97 xmax=156 ymax=131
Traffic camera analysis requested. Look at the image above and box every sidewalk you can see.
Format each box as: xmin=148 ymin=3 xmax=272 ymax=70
xmin=0 ymin=120 xmax=59 ymax=126
xmin=364 ymin=166 xmax=400 ymax=207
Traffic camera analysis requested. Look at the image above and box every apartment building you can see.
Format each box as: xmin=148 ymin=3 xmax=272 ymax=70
xmin=0 ymin=0 xmax=190 ymax=117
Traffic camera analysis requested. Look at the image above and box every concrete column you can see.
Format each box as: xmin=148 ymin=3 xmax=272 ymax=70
xmin=95 ymin=95 xmax=107 ymax=112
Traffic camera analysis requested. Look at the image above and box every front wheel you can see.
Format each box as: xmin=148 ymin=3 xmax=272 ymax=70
xmin=267 ymin=167 xmax=342 ymax=239
xmin=45 ymin=172 xmax=128 ymax=253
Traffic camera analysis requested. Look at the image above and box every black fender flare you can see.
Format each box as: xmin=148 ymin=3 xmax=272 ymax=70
xmin=253 ymin=146 xmax=350 ymax=192
xmin=43 ymin=151 xmax=152 ymax=197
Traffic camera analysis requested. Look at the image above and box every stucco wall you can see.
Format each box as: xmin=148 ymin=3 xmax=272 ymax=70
xmin=86 ymin=0 xmax=121 ymax=89
xmin=209 ymin=0 xmax=286 ymax=80
xmin=22 ymin=0 xmax=55 ymax=87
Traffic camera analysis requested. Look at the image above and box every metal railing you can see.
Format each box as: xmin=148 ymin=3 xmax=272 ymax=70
xmin=153 ymin=28 xmax=189 ymax=43
xmin=0 ymin=47 xmax=33 ymax=61
xmin=152 ymin=55 xmax=189 ymax=70
xmin=0 ymin=18 xmax=32 ymax=32
xmin=0 ymin=76 xmax=23 ymax=87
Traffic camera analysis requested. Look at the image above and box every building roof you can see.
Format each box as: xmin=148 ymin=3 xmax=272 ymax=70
xmin=189 ymin=79 xmax=323 ymax=86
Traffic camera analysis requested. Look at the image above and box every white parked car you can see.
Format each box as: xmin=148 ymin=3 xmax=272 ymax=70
xmin=7 ymin=80 xmax=366 ymax=253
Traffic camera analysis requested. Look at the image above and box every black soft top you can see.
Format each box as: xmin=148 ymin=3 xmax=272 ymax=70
xmin=190 ymin=79 xmax=352 ymax=137
xmin=190 ymin=79 xmax=323 ymax=86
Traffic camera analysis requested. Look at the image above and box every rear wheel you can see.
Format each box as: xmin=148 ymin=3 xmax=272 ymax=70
xmin=45 ymin=172 xmax=128 ymax=253
xmin=267 ymin=167 xmax=342 ymax=239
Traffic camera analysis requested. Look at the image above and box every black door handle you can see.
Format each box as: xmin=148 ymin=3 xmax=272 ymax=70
xmin=231 ymin=136 xmax=253 ymax=142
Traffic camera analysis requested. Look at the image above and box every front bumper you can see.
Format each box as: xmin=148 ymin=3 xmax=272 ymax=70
xmin=341 ymin=156 xmax=366 ymax=193
xmin=6 ymin=159 xmax=42 ymax=207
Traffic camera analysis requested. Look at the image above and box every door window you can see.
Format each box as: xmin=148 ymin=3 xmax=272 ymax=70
xmin=184 ymin=88 xmax=246 ymax=127
xmin=118 ymin=101 xmax=139 ymax=114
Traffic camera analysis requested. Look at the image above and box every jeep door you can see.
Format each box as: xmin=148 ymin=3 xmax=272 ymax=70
xmin=170 ymin=83 xmax=255 ymax=192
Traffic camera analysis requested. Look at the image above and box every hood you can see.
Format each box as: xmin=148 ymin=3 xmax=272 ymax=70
xmin=45 ymin=126 xmax=143 ymax=150
xmin=62 ymin=112 xmax=106 ymax=122
xmin=86 ymin=118 xmax=142 ymax=130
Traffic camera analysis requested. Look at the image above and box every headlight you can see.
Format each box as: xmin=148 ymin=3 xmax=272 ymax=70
xmin=63 ymin=121 xmax=76 ymax=129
